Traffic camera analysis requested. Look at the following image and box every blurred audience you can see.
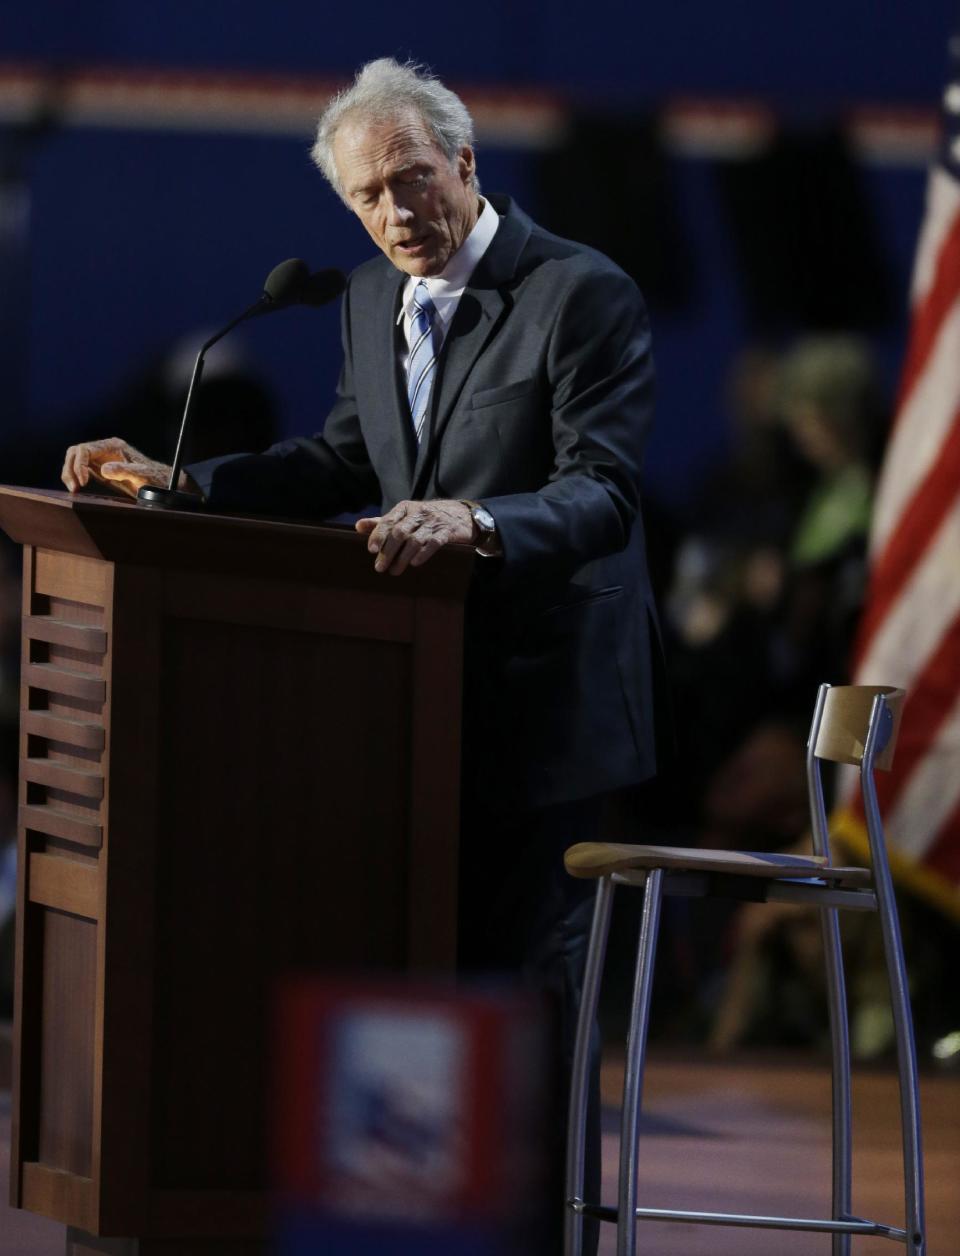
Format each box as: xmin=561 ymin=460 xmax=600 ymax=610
xmin=649 ymin=334 xmax=891 ymax=1045
xmin=774 ymin=334 xmax=884 ymax=705
xmin=666 ymin=334 xmax=883 ymax=835
xmin=654 ymin=334 xmax=960 ymax=1061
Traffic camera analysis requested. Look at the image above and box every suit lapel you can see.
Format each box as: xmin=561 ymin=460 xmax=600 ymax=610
xmin=411 ymin=285 xmax=506 ymax=495
xmin=411 ymin=196 xmax=532 ymax=500
xmin=370 ymin=268 xmax=418 ymax=492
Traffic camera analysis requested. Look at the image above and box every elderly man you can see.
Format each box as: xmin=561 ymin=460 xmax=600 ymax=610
xmin=63 ymin=58 xmax=663 ymax=1252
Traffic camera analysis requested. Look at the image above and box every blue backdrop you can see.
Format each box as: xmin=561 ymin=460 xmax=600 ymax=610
xmin=4 ymin=1 xmax=952 ymax=102
xmin=1 ymin=1 xmax=955 ymax=505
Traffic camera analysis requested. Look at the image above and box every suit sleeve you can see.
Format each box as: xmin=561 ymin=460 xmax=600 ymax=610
xmin=479 ymin=262 xmax=654 ymax=582
xmin=188 ymin=279 xmax=381 ymax=518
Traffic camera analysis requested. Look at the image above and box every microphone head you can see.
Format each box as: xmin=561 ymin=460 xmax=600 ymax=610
xmin=299 ymin=268 xmax=347 ymax=306
xmin=262 ymin=257 xmax=310 ymax=304
xmin=261 ymin=259 xmax=345 ymax=309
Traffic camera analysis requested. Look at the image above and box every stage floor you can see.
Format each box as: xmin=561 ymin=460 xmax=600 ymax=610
xmin=1 ymin=1042 xmax=957 ymax=1254
xmin=597 ymin=1051 xmax=959 ymax=1254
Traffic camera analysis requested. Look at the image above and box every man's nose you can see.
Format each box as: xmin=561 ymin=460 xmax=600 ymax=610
xmin=386 ymin=194 xmax=414 ymax=226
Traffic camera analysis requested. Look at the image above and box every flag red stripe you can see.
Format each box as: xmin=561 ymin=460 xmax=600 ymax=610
xmin=850 ymin=601 xmax=960 ymax=823
xmin=852 ymin=406 xmax=960 ymax=671
xmin=923 ymin=792 xmax=960 ymax=885
xmin=850 ymin=76 xmax=960 ymax=910
xmin=892 ymin=207 xmax=960 ymax=421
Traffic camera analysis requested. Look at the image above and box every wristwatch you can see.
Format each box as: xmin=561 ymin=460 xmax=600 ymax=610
xmin=462 ymin=500 xmax=501 ymax=556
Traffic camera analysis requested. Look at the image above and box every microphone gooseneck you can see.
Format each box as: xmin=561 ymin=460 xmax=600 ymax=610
xmin=137 ymin=259 xmax=346 ymax=511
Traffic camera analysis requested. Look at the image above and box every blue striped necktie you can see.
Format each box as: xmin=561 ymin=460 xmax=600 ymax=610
xmin=406 ymin=281 xmax=441 ymax=442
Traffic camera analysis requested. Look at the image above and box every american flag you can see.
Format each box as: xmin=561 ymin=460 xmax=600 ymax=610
xmin=834 ymin=38 xmax=960 ymax=920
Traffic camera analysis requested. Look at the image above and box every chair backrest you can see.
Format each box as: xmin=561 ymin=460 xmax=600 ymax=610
xmin=806 ymin=683 xmax=905 ymax=865
xmin=812 ymin=685 xmax=904 ymax=772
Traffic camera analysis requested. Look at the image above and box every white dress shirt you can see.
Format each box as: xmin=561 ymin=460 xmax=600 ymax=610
xmin=397 ymin=196 xmax=500 ymax=371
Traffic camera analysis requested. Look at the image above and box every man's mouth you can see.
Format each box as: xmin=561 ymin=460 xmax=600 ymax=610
xmin=395 ymin=235 xmax=428 ymax=253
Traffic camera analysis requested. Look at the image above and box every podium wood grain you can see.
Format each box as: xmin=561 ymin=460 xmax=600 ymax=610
xmin=0 ymin=486 xmax=474 ymax=1252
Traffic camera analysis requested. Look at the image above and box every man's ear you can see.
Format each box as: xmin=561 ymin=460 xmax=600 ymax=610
xmin=458 ymin=145 xmax=476 ymax=184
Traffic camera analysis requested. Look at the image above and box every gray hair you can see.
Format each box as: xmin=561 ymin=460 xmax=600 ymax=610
xmin=311 ymin=58 xmax=479 ymax=199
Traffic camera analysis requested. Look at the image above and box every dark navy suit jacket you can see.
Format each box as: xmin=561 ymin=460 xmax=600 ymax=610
xmin=191 ymin=195 xmax=663 ymax=813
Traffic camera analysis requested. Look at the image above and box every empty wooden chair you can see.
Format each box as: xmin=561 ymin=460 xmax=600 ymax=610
xmin=564 ymin=683 xmax=925 ymax=1256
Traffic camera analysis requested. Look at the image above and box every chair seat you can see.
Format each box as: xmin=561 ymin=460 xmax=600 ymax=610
xmin=563 ymin=841 xmax=873 ymax=889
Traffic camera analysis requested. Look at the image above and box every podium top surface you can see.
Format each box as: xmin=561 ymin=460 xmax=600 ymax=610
xmin=0 ymin=485 xmax=474 ymax=599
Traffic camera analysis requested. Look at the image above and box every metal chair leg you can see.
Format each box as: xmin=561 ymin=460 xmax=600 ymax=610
xmin=810 ymin=688 xmax=853 ymax=1255
xmin=858 ymin=704 xmax=926 ymax=1256
xmin=820 ymin=905 xmax=852 ymax=1256
xmin=617 ymin=868 xmax=664 ymax=1256
xmin=565 ymin=876 xmax=616 ymax=1256
xmin=872 ymin=848 xmax=926 ymax=1254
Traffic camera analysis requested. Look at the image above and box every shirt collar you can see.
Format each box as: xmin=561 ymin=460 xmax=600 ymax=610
xmin=398 ymin=196 xmax=500 ymax=325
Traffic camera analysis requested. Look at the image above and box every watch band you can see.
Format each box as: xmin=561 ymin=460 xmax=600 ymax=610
xmin=461 ymin=499 xmax=501 ymax=556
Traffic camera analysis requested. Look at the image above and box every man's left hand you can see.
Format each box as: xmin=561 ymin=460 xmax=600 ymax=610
xmin=356 ymin=499 xmax=475 ymax=575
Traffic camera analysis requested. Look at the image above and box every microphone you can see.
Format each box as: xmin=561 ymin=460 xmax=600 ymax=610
xmin=255 ymin=260 xmax=346 ymax=311
xmin=262 ymin=257 xmax=311 ymax=304
xmin=298 ymin=268 xmax=351 ymax=306
xmin=137 ymin=259 xmax=346 ymax=510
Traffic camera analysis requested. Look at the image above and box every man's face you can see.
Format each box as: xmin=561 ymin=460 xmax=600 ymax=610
xmin=333 ymin=110 xmax=479 ymax=277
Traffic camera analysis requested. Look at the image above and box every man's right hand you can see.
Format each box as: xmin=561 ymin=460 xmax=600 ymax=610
xmin=61 ymin=438 xmax=195 ymax=498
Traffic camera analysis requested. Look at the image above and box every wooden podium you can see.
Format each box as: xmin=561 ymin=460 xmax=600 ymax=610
xmin=0 ymin=486 xmax=474 ymax=1255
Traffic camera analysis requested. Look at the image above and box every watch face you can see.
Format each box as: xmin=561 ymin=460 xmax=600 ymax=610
xmin=473 ymin=506 xmax=496 ymax=532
